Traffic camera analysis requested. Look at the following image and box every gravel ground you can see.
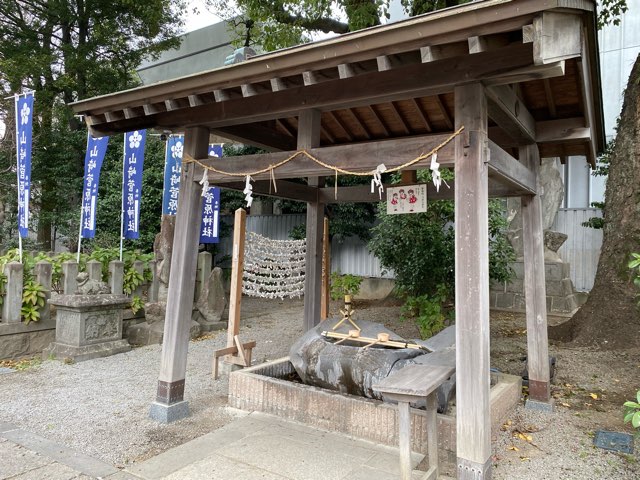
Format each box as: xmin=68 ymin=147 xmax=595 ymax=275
xmin=0 ymin=299 xmax=639 ymax=478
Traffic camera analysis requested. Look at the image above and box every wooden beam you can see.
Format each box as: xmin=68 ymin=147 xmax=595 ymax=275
xmin=212 ymin=124 xmax=295 ymax=152
xmin=482 ymin=61 xmax=565 ymax=86
xmin=577 ymin=33 xmax=598 ymax=168
xmin=142 ymin=103 xmax=162 ymax=116
xmin=165 ymin=99 xmax=180 ymax=111
xmin=530 ymin=12 xmax=582 ymax=65
xmin=454 ymin=83 xmax=491 ymax=479
xmin=152 ymin=126 xmax=207 ymax=421
xmin=390 ymin=101 xmax=412 ymax=135
xmin=434 ymin=95 xmax=453 ymax=130
xmin=98 ymin=43 xmax=537 ymax=134
xmin=420 ymin=42 xmax=468 ymax=63
xmin=276 ymin=118 xmax=296 ymax=138
xmin=188 ymin=94 xmax=204 ymax=107
xmin=487 ymin=141 xmax=536 ymax=195
xmin=520 ymin=143 xmax=552 ymax=405
xmin=367 ymin=105 xmax=390 ymax=137
xmin=321 ymin=217 xmax=330 ymax=321
xmin=345 ymin=108 xmax=372 ymax=140
xmin=543 ymin=79 xmax=557 ymax=118
xmin=327 ymin=111 xmax=354 ymax=142
xmin=213 ymin=89 xmax=230 ymax=102
xmin=270 ymin=77 xmax=287 ymax=92
xmin=485 ymin=85 xmax=536 ymax=143
xmin=300 ymin=109 xmax=324 ymax=332
xmin=536 ymin=117 xmax=589 ymax=144
xmin=220 ymin=180 xmax=317 ymax=203
xmin=226 ymin=208 xmax=247 ymax=355
xmin=204 ymin=134 xmax=457 ymax=183
xmin=338 ymin=63 xmax=356 ymax=78
xmin=104 ymin=110 xmax=124 ymax=122
xmin=410 ymin=99 xmax=432 ymax=132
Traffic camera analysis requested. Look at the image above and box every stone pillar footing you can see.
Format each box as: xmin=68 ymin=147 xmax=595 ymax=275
xmin=525 ymin=398 xmax=555 ymax=413
xmin=457 ymin=457 xmax=492 ymax=480
xmin=149 ymin=400 xmax=190 ymax=423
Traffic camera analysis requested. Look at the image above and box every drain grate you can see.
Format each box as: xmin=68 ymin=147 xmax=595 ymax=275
xmin=593 ymin=430 xmax=634 ymax=454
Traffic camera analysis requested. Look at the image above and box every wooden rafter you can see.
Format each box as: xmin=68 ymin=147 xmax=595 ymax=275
xmin=367 ymin=105 xmax=390 ymax=137
xmin=327 ymin=111 xmax=353 ymax=142
xmin=390 ymin=101 xmax=412 ymax=135
xmin=345 ymin=108 xmax=372 ymax=140
xmin=434 ymin=95 xmax=453 ymax=130
xmin=410 ymin=99 xmax=433 ymax=133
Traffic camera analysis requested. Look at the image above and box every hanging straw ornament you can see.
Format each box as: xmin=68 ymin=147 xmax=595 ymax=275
xmin=243 ymin=175 xmax=254 ymax=207
xmin=371 ymin=163 xmax=387 ymax=199
xmin=199 ymin=168 xmax=210 ymax=196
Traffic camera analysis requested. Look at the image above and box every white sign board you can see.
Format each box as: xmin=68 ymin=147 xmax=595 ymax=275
xmin=386 ymin=184 xmax=427 ymax=214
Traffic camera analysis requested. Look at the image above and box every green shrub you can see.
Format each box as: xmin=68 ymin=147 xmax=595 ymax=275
xmin=629 ymin=253 xmax=640 ymax=305
xmin=400 ymin=284 xmax=449 ymax=339
xmin=624 ymin=390 xmax=640 ymax=431
xmin=330 ymin=272 xmax=362 ymax=300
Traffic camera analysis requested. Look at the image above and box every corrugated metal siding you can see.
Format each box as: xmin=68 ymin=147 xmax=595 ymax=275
xmin=551 ymin=208 xmax=603 ymax=292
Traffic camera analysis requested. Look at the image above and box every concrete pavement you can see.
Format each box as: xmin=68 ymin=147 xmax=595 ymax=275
xmin=1 ymin=412 xmax=437 ymax=480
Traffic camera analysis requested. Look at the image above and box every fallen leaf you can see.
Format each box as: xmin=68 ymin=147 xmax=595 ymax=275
xmin=508 ymin=445 xmax=519 ymax=452
xmin=589 ymin=393 xmax=598 ymax=400
xmin=560 ymin=402 xmax=571 ymax=408
xmin=520 ymin=456 xmax=530 ymax=461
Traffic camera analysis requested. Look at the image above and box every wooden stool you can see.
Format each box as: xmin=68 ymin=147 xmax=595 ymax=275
xmin=374 ymin=364 xmax=455 ymax=480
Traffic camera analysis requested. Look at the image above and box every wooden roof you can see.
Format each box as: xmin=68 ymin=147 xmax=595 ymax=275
xmin=71 ymin=0 xmax=604 ymax=167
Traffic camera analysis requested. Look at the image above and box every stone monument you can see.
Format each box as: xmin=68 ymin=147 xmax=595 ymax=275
xmin=44 ymin=294 xmax=131 ymax=362
xmin=491 ymin=159 xmax=579 ymax=313
xmin=126 ymin=301 xmax=201 ymax=345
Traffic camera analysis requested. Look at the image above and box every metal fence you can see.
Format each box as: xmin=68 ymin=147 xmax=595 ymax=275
xmin=219 ymin=208 xmax=603 ymax=292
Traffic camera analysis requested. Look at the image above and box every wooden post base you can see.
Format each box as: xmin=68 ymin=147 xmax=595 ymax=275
xmin=212 ymin=335 xmax=256 ymax=379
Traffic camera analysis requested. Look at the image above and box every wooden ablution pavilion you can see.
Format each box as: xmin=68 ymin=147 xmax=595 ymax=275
xmin=71 ymin=1 xmax=605 ymax=478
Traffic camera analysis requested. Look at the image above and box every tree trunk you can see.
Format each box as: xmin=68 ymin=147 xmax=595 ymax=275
xmin=559 ymin=54 xmax=640 ymax=349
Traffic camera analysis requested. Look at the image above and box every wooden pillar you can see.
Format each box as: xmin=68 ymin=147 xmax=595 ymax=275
xmin=520 ymin=144 xmax=552 ymax=407
xmin=226 ymin=208 xmax=247 ymax=349
xmin=320 ymin=216 xmax=330 ymax=320
xmin=300 ymin=109 xmax=324 ymax=331
xmin=149 ymin=126 xmax=207 ymax=423
xmin=454 ymin=83 xmax=492 ymax=479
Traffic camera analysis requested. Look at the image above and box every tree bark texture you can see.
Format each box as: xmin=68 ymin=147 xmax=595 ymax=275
xmin=561 ymin=54 xmax=640 ymax=348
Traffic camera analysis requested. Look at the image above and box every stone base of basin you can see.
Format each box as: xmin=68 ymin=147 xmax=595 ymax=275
xmin=229 ymin=357 xmax=522 ymax=468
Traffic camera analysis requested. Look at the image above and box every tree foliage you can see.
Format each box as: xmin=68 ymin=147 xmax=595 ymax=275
xmin=0 ymin=0 xmax=185 ymax=250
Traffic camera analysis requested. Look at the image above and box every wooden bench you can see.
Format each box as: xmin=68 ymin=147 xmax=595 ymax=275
xmin=373 ymin=364 xmax=455 ymax=480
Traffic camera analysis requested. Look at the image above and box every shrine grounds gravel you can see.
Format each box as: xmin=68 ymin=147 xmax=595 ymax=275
xmin=0 ymin=298 xmax=639 ymax=479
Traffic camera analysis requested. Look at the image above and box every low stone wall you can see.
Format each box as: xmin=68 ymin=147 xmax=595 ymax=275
xmin=0 ymin=318 xmax=56 ymax=359
xmin=229 ymin=357 xmax=521 ymax=468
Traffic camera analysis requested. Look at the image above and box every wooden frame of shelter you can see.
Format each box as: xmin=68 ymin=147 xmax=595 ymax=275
xmin=71 ymin=1 xmax=604 ymax=478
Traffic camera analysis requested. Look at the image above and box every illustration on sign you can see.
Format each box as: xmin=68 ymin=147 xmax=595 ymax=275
xmin=386 ymin=184 xmax=427 ymax=215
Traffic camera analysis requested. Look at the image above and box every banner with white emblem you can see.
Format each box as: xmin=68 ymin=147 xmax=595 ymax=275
xmin=162 ymin=135 xmax=183 ymax=215
xmin=15 ymin=93 xmax=34 ymax=239
xmin=80 ymin=135 xmax=109 ymax=238
xmin=122 ymin=130 xmax=146 ymax=239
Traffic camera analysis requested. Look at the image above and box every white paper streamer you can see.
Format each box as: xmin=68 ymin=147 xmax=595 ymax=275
xmin=199 ymin=168 xmax=209 ymax=196
xmin=371 ymin=163 xmax=387 ymax=199
xmin=430 ymin=153 xmax=449 ymax=192
xmin=242 ymin=232 xmax=306 ymax=299
xmin=243 ymin=175 xmax=254 ymax=207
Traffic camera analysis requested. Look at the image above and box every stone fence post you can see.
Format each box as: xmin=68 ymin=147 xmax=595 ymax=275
xmin=196 ymin=252 xmax=212 ymax=302
xmin=2 ymin=262 xmax=23 ymax=323
xmin=109 ymin=261 xmax=124 ymax=296
xmin=62 ymin=261 xmax=78 ymax=295
xmin=133 ymin=260 xmax=144 ymax=298
xmin=34 ymin=261 xmax=52 ymax=322
xmin=148 ymin=260 xmax=159 ymax=303
xmin=86 ymin=259 xmax=102 ymax=282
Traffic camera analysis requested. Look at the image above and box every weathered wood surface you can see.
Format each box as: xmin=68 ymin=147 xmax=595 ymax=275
xmin=301 ymin=110 xmax=324 ymax=332
xmin=487 ymin=140 xmax=537 ymax=195
xmin=521 ymin=144 xmax=551 ymax=402
xmin=454 ymin=83 xmax=492 ymax=475
xmin=158 ymin=127 xmax=206 ymax=391
xmin=485 ymin=85 xmax=536 ymax=143
xmin=321 ymin=217 xmax=330 ymax=321
xmin=226 ymin=208 xmax=247 ymax=351
xmin=373 ymin=364 xmax=455 ymax=398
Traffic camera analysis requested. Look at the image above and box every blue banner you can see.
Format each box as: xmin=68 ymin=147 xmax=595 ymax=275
xmin=122 ymin=130 xmax=146 ymax=240
xmin=80 ymin=135 xmax=109 ymax=238
xmin=162 ymin=135 xmax=183 ymax=215
xmin=15 ymin=93 xmax=34 ymax=238
xmin=208 ymin=144 xmax=222 ymax=158
xmin=200 ymin=186 xmax=220 ymax=244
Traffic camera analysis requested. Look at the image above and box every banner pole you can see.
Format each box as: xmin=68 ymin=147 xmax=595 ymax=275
xmin=77 ymin=131 xmax=91 ymax=263
xmin=14 ymin=94 xmax=23 ymax=263
xmin=119 ymin=133 xmax=126 ymax=262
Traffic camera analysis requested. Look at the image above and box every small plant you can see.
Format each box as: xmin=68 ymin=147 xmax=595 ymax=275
xmin=330 ymin=272 xmax=362 ymax=300
xmin=123 ymin=267 xmax=145 ymax=295
xmin=400 ymin=284 xmax=449 ymax=340
xmin=21 ymin=280 xmax=46 ymax=325
xmin=130 ymin=295 xmax=144 ymax=315
xmin=623 ymin=390 xmax=640 ymax=431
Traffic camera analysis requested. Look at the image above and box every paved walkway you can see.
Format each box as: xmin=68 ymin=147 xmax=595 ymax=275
xmin=1 ymin=412 xmax=434 ymax=480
